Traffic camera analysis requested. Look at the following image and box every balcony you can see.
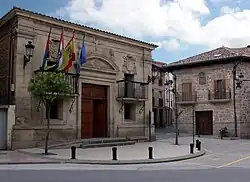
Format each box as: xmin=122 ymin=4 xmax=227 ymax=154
xmin=159 ymin=98 xmax=164 ymax=107
xmin=117 ymin=80 xmax=148 ymax=102
xmin=176 ymin=91 xmax=197 ymax=105
xmin=34 ymin=70 xmax=79 ymax=96
xmin=208 ymin=89 xmax=231 ymax=103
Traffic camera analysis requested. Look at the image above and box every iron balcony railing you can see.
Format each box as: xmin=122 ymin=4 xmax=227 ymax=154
xmin=34 ymin=70 xmax=79 ymax=95
xmin=159 ymin=98 xmax=164 ymax=107
xmin=176 ymin=91 xmax=197 ymax=103
xmin=208 ymin=89 xmax=231 ymax=100
xmin=117 ymin=80 xmax=148 ymax=100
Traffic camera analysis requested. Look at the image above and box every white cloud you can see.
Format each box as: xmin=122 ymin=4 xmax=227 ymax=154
xmin=220 ymin=6 xmax=240 ymax=15
xmin=56 ymin=0 xmax=250 ymax=49
xmin=155 ymin=39 xmax=183 ymax=51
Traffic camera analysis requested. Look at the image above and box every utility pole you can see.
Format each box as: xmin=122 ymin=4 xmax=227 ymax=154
xmin=232 ymin=60 xmax=241 ymax=137
xmin=192 ymin=104 xmax=195 ymax=145
xmin=173 ymin=74 xmax=178 ymax=145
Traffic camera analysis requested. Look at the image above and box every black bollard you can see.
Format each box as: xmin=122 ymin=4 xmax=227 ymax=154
xmin=148 ymin=147 xmax=153 ymax=159
xmin=197 ymin=141 xmax=201 ymax=151
xmin=190 ymin=143 xmax=194 ymax=154
xmin=196 ymin=139 xmax=200 ymax=149
xmin=112 ymin=147 xmax=117 ymax=160
xmin=71 ymin=146 xmax=76 ymax=159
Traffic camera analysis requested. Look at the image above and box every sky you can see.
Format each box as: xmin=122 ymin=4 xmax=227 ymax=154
xmin=1 ymin=0 xmax=250 ymax=63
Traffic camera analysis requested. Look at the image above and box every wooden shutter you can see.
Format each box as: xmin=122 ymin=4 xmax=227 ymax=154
xmin=214 ymin=80 xmax=218 ymax=99
xmin=222 ymin=79 xmax=226 ymax=99
xmin=182 ymin=83 xmax=192 ymax=101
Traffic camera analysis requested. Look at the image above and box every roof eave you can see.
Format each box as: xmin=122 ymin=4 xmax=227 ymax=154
xmin=6 ymin=7 xmax=158 ymax=50
xmin=0 ymin=7 xmax=17 ymax=28
xmin=163 ymin=55 xmax=249 ymax=72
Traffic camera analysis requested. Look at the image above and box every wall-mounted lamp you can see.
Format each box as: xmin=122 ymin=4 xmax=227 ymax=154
xmin=147 ymin=69 xmax=159 ymax=83
xmin=23 ymin=41 xmax=35 ymax=69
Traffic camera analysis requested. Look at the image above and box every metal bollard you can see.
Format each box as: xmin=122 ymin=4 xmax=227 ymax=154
xmin=190 ymin=143 xmax=194 ymax=154
xmin=197 ymin=141 xmax=201 ymax=151
xmin=196 ymin=139 xmax=200 ymax=149
xmin=112 ymin=147 xmax=117 ymax=160
xmin=71 ymin=146 xmax=76 ymax=159
xmin=148 ymin=147 xmax=153 ymax=159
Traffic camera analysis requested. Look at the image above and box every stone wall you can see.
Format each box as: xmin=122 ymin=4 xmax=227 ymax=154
xmin=172 ymin=61 xmax=246 ymax=136
xmin=11 ymin=13 xmax=155 ymax=148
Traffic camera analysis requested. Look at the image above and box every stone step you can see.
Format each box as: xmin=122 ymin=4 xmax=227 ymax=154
xmin=81 ymin=138 xmax=129 ymax=145
xmin=127 ymin=136 xmax=148 ymax=142
xmin=80 ymin=140 xmax=136 ymax=149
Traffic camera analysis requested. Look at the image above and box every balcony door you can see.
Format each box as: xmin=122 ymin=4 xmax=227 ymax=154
xmin=214 ymin=79 xmax=226 ymax=99
xmin=124 ymin=74 xmax=134 ymax=98
xmin=182 ymin=83 xmax=192 ymax=101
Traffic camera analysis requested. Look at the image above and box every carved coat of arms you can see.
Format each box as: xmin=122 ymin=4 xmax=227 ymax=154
xmin=48 ymin=39 xmax=60 ymax=62
xmin=122 ymin=55 xmax=137 ymax=75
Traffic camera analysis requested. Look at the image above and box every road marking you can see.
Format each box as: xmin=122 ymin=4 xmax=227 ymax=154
xmin=216 ymin=156 xmax=250 ymax=168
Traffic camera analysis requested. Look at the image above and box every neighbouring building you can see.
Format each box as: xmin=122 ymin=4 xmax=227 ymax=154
xmin=164 ymin=46 xmax=250 ymax=138
xmin=0 ymin=7 xmax=157 ymax=149
xmin=152 ymin=61 xmax=173 ymax=128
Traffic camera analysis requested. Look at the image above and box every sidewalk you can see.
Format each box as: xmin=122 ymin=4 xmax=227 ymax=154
xmin=0 ymin=151 xmax=59 ymax=165
xmin=18 ymin=138 xmax=205 ymax=165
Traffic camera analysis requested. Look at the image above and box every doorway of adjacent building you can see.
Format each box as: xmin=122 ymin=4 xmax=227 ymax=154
xmin=195 ymin=111 xmax=213 ymax=135
xmin=0 ymin=109 xmax=7 ymax=150
xmin=81 ymin=84 xmax=108 ymax=138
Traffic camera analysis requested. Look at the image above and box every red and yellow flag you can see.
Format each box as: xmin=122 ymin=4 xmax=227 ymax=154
xmin=59 ymin=30 xmax=75 ymax=72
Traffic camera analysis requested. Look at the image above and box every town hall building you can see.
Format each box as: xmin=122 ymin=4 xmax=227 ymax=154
xmin=0 ymin=7 xmax=157 ymax=149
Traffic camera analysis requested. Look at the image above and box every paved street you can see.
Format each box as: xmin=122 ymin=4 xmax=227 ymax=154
xmin=1 ymin=168 xmax=250 ymax=182
xmin=2 ymin=132 xmax=250 ymax=181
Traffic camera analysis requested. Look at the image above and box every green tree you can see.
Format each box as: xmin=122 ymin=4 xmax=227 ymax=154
xmin=28 ymin=71 xmax=73 ymax=155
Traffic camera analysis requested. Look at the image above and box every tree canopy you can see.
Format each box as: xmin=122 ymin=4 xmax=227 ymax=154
xmin=28 ymin=71 xmax=73 ymax=104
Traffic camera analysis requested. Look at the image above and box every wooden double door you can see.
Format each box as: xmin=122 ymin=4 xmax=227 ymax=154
xmin=196 ymin=111 xmax=213 ymax=135
xmin=81 ymin=84 xmax=108 ymax=138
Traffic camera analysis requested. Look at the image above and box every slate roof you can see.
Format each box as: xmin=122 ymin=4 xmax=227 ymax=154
xmin=0 ymin=7 xmax=158 ymax=49
xmin=166 ymin=46 xmax=250 ymax=68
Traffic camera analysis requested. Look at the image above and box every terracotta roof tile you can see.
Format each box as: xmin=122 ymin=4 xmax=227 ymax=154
xmin=168 ymin=46 xmax=250 ymax=67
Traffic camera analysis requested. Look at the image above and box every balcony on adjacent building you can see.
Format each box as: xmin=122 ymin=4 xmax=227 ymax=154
xmin=117 ymin=80 xmax=148 ymax=102
xmin=176 ymin=91 xmax=197 ymax=105
xmin=208 ymin=89 xmax=231 ymax=103
xmin=159 ymin=98 xmax=164 ymax=107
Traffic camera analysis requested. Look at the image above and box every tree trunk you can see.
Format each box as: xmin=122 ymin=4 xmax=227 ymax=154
xmin=44 ymin=102 xmax=51 ymax=155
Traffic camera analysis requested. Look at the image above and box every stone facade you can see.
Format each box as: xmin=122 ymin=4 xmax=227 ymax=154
xmin=172 ymin=60 xmax=250 ymax=138
xmin=0 ymin=8 xmax=157 ymax=149
xmin=152 ymin=61 xmax=168 ymax=127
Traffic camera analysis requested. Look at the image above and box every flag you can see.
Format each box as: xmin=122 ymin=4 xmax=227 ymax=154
xmin=76 ymin=35 xmax=86 ymax=74
xmin=41 ymin=26 xmax=52 ymax=69
xmin=59 ymin=30 xmax=75 ymax=72
xmin=55 ymin=28 xmax=64 ymax=70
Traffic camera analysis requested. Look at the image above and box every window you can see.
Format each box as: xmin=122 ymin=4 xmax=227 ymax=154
xmin=46 ymin=99 xmax=63 ymax=119
xmin=159 ymin=91 xmax=163 ymax=107
xmin=124 ymin=103 xmax=136 ymax=120
xmin=159 ymin=73 xmax=163 ymax=86
xmin=199 ymin=72 xmax=206 ymax=85
xmin=124 ymin=74 xmax=134 ymax=98
xmin=159 ymin=91 xmax=162 ymax=98
xmin=214 ymin=79 xmax=226 ymax=99
xmin=182 ymin=83 xmax=192 ymax=101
